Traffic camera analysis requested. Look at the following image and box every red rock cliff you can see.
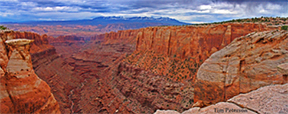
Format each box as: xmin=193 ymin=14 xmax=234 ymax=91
xmin=124 ymin=23 xmax=276 ymax=82
xmin=136 ymin=23 xmax=271 ymax=58
xmin=104 ymin=29 xmax=140 ymax=45
xmin=13 ymin=31 xmax=56 ymax=55
xmin=90 ymin=23 xmax=279 ymax=113
xmin=47 ymin=35 xmax=86 ymax=57
xmin=0 ymin=30 xmax=57 ymax=70
xmin=0 ymin=30 xmax=60 ymax=113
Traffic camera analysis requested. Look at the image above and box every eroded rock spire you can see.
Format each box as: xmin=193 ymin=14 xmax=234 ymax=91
xmin=0 ymin=33 xmax=61 ymax=113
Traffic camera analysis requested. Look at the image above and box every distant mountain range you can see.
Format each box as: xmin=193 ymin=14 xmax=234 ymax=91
xmin=1 ymin=16 xmax=189 ymax=26
xmin=1 ymin=16 xmax=190 ymax=37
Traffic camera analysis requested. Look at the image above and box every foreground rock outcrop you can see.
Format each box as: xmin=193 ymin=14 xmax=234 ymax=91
xmin=155 ymin=83 xmax=288 ymax=114
xmin=195 ymin=30 xmax=288 ymax=106
xmin=0 ymin=30 xmax=73 ymax=113
xmin=0 ymin=30 xmax=60 ymax=113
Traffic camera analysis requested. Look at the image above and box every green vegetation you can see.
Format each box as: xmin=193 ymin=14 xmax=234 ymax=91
xmin=281 ymin=26 xmax=288 ymax=30
xmin=193 ymin=16 xmax=288 ymax=26
xmin=189 ymin=99 xmax=194 ymax=104
xmin=157 ymin=16 xmax=288 ymax=27
xmin=0 ymin=25 xmax=7 ymax=30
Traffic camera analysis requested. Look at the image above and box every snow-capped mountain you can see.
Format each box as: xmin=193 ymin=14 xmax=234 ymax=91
xmin=2 ymin=16 xmax=189 ymax=26
xmin=97 ymin=16 xmax=179 ymax=21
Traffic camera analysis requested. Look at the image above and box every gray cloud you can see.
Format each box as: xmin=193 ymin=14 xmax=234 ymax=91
xmin=0 ymin=0 xmax=287 ymax=23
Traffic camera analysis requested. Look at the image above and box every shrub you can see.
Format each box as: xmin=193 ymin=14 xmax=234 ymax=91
xmin=281 ymin=26 xmax=288 ymax=30
xmin=0 ymin=25 xmax=7 ymax=30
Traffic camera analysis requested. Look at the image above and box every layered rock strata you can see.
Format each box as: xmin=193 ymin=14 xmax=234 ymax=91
xmin=14 ymin=31 xmax=56 ymax=56
xmin=0 ymin=35 xmax=60 ymax=113
xmin=1 ymin=30 xmax=95 ymax=113
xmin=124 ymin=23 xmax=275 ymax=82
xmin=47 ymin=35 xmax=87 ymax=58
xmin=105 ymin=23 xmax=279 ymax=112
xmin=195 ymin=30 xmax=288 ymax=106
xmin=278 ymin=63 xmax=288 ymax=77
xmin=1 ymin=30 xmax=72 ymax=113
xmin=104 ymin=29 xmax=140 ymax=45
xmin=81 ymin=23 xmax=281 ymax=113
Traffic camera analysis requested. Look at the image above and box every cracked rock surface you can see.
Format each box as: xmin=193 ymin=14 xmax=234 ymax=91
xmin=155 ymin=83 xmax=288 ymax=114
xmin=228 ymin=83 xmax=288 ymax=114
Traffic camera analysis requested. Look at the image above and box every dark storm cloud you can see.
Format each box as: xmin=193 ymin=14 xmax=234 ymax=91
xmin=215 ymin=0 xmax=287 ymax=3
xmin=0 ymin=0 xmax=287 ymax=23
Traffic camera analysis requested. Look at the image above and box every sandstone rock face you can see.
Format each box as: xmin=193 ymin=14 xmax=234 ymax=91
xmin=0 ymin=30 xmax=12 ymax=73
xmin=125 ymin=23 xmax=274 ymax=82
xmin=155 ymin=109 xmax=180 ymax=114
xmin=278 ymin=63 xmax=288 ymax=76
xmin=136 ymin=23 xmax=270 ymax=57
xmin=156 ymin=102 xmax=256 ymax=114
xmin=90 ymin=33 xmax=105 ymax=40
xmin=182 ymin=102 xmax=256 ymax=114
xmin=104 ymin=62 xmax=195 ymax=113
xmin=195 ymin=30 xmax=288 ymax=105
xmin=104 ymin=29 xmax=140 ymax=45
xmin=47 ymin=35 xmax=87 ymax=58
xmin=0 ymin=35 xmax=60 ymax=113
xmin=1 ymin=30 xmax=70 ymax=113
xmin=155 ymin=83 xmax=288 ymax=114
xmin=12 ymin=30 xmax=130 ymax=113
xmin=100 ymin=23 xmax=281 ymax=112
xmin=228 ymin=83 xmax=288 ymax=114
xmin=13 ymin=31 xmax=55 ymax=55
xmin=0 ymin=31 xmax=58 ymax=64
xmin=31 ymin=53 xmax=77 ymax=113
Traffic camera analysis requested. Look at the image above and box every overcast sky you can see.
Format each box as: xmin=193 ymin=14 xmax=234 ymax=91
xmin=0 ymin=0 xmax=287 ymax=23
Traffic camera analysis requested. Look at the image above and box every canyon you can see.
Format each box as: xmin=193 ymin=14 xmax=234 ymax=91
xmin=0 ymin=21 xmax=287 ymax=114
